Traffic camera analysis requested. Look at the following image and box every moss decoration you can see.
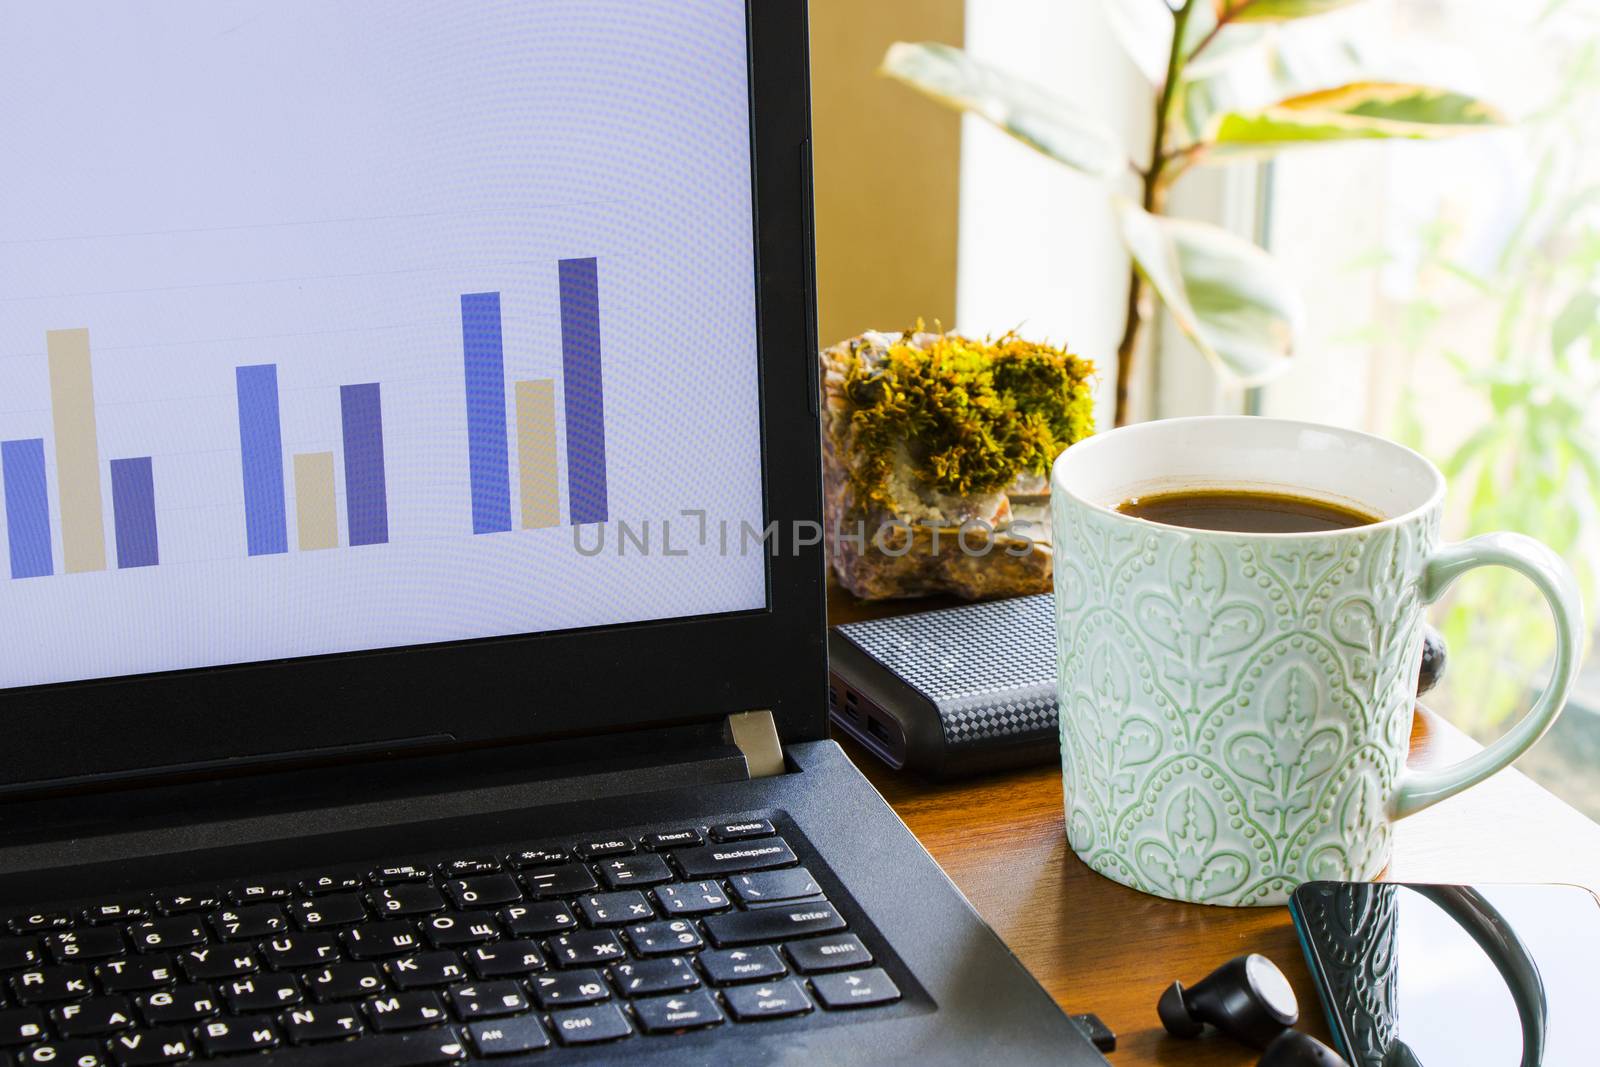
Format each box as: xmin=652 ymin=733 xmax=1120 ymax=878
xmin=837 ymin=328 xmax=1095 ymax=511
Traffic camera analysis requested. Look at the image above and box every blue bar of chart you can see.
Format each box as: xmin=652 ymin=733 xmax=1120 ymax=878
xmin=340 ymin=383 xmax=389 ymax=547
xmin=462 ymin=292 xmax=512 ymax=535
xmin=2 ymin=438 xmax=53 ymax=580
xmin=236 ymin=364 xmax=289 ymax=557
xmin=560 ymin=257 xmax=609 ymax=525
xmin=110 ymin=457 xmax=159 ymax=569
xmin=459 ymin=258 xmax=609 ymax=534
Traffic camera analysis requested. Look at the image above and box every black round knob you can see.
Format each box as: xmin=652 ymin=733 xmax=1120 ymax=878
xmin=1259 ymin=1029 xmax=1350 ymax=1067
xmin=1157 ymin=953 xmax=1298 ymax=1048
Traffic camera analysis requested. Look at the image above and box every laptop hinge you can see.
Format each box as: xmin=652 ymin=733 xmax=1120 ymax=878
xmin=725 ymin=710 xmax=784 ymax=778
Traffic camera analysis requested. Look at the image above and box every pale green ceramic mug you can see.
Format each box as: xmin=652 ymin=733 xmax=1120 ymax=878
xmin=1050 ymin=417 xmax=1584 ymax=907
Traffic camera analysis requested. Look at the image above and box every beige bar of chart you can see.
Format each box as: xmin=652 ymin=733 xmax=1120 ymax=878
xmin=515 ymin=379 xmax=560 ymax=529
xmin=294 ymin=452 xmax=339 ymax=551
xmin=46 ymin=328 xmax=107 ymax=573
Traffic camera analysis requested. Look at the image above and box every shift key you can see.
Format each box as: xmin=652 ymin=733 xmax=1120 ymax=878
xmin=703 ymin=901 xmax=845 ymax=947
xmin=672 ymin=839 xmax=797 ymax=879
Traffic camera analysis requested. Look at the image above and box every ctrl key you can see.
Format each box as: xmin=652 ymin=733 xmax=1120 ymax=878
xmin=549 ymin=1002 xmax=634 ymax=1046
xmin=467 ymin=1016 xmax=550 ymax=1057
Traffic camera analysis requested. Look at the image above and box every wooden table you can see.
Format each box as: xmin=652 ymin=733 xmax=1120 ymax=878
xmin=829 ymin=589 xmax=1600 ymax=1065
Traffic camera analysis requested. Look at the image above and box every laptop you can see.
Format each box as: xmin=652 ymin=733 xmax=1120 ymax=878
xmin=0 ymin=2 xmax=1107 ymax=1063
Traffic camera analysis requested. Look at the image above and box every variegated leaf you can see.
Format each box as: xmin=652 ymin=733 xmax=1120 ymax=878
xmin=1113 ymin=198 xmax=1300 ymax=385
xmin=880 ymin=41 xmax=1123 ymax=178
xmin=1214 ymin=0 xmax=1366 ymax=22
xmin=1206 ymin=81 xmax=1505 ymax=157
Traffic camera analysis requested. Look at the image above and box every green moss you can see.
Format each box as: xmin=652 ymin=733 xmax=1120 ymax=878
xmin=839 ymin=328 xmax=1095 ymax=510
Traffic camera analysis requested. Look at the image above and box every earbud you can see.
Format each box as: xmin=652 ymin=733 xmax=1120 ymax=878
xmin=1157 ymin=953 xmax=1299 ymax=1048
xmin=1259 ymin=1029 xmax=1350 ymax=1066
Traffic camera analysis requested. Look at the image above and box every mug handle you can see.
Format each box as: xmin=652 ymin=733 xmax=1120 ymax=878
xmin=1390 ymin=532 xmax=1585 ymax=820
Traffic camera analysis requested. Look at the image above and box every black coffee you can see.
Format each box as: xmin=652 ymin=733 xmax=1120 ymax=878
xmin=1117 ymin=489 xmax=1380 ymax=534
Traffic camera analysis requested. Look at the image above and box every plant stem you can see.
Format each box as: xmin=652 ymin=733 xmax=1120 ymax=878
xmin=1113 ymin=0 xmax=1193 ymax=426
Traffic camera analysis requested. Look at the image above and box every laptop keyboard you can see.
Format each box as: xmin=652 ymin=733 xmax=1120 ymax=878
xmin=0 ymin=819 xmax=903 ymax=1064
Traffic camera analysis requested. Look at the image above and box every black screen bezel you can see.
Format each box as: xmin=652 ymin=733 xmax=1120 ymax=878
xmin=0 ymin=0 xmax=825 ymax=794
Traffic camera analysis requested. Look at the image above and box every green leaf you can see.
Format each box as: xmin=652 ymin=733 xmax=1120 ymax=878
xmin=1206 ymin=81 xmax=1506 ymax=158
xmin=1551 ymin=290 xmax=1599 ymax=358
xmin=1113 ymin=198 xmax=1300 ymax=385
xmin=880 ymin=42 xmax=1122 ymax=179
xmin=1214 ymin=0 xmax=1367 ymax=22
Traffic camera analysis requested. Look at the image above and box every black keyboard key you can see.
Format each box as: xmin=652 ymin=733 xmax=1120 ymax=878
xmin=498 ymin=902 xmax=575 ymax=939
xmin=368 ymin=885 xmax=446 ymax=918
xmin=127 ymin=920 xmax=204 ymax=954
xmin=437 ymin=858 xmax=500 ymax=878
xmin=370 ymin=864 xmax=431 ymax=886
xmin=387 ymin=952 xmax=466 ymax=991
xmin=546 ymin=930 xmax=625 ymax=968
xmin=0 ymin=1007 xmax=46 ymax=1046
xmin=626 ymin=919 xmax=703 ymax=956
xmin=365 ymin=991 xmax=448 ymax=1032
xmin=724 ymin=978 xmax=813 ymax=1021
xmin=0 ymin=940 xmax=39 ymax=973
xmin=422 ymin=912 xmax=499 ymax=949
xmin=633 ymin=989 xmax=724 ymax=1034
xmin=80 ymin=901 xmax=149 ymax=926
xmin=703 ymin=901 xmax=845 ymax=947
xmin=786 ymin=933 xmax=873 ymax=973
xmin=212 ymin=904 xmax=289 ymax=941
xmin=279 ymin=1003 xmax=364 ymax=1044
xmin=595 ymin=854 xmax=673 ymax=890
xmin=653 ymin=881 xmax=730 ymax=917
xmin=521 ymin=864 xmax=597 ymax=899
xmin=305 ymin=963 xmax=385 ymax=1002
xmin=639 ymin=829 xmax=703 ymax=851
xmin=709 ymin=820 xmax=775 ymax=842
xmin=467 ymin=1016 xmax=549 ymax=1057
xmin=577 ymin=892 xmax=653 ymax=927
xmin=529 ymin=969 xmax=608 ymax=1009
xmin=96 ymin=956 xmax=177 ymax=994
xmin=281 ymin=1030 xmax=466 ymax=1065
xmin=343 ymin=922 xmax=423 ymax=960
xmin=21 ymin=1039 xmax=110 ymax=1066
xmin=300 ymin=874 xmax=365 ymax=896
xmin=572 ymin=837 xmax=634 ymax=860
xmin=221 ymin=974 xmax=301 ymax=1013
xmin=609 ymin=957 xmax=699 ymax=996
xmin=135 ymin=986 xmax=218 ymax=1025
xmin=811 ymin=967 xmax=902 ymax=1010
xmin=194 ymin=1016 xmax=279 ymax=1055
xmin=44 ymin=928 xmax=125 ymax=964
xmin=106 ymin=1029 xmax=192 ymax=1066
xmin=443 ymin=875 xmax=521 ymax=910
xmin=549 ymin=1002 xmax=632 ymax=1045
xmin=152 ymin=896 xmax=218 ymax=918
xmin=260 ymin=932 xmax=341 ymax=970
xmin=699 ymin=946 xmax=787 ymax=985
xmin=228 ymin=883 xmax=291 ymax=906
xmin=673 ymin=839 xmax=798 ymax=879
xmin=448 ymin=981 xmax=528 ymax=1021
xmin=55 ymin=996 xmax=136 ymax=1036
xmin=12 ymin=965 xmax=93 ymax=1004
xmin=177 ymin=946 xmax=257 ymax=982
xmin=6 ymin=916 xmax=70 ymax=938
xmin=730 ymin=867 xmax=822 ymax=907
xmin=505 ymin=848 xmax=568 ymax=869
xmin=464 ymin=941 xmax=543 ymax=980
xmin=290 ymin=893 xmax=367 ymax=929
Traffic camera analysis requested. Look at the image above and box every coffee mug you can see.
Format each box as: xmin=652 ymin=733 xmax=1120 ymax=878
xmin=1050 ymin=417 xmax=1583 ymax=907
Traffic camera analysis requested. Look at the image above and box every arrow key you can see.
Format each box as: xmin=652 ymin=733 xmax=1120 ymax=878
xmin=723 ymin=978 xmax=812 ymax=1021
xmin=699 ymin=945 xmax=787 ymax=985
xmin=811 ymin=967 xmax=902 ymax=1010
xmin=633 ymin=989 xmax=724 ymax=1034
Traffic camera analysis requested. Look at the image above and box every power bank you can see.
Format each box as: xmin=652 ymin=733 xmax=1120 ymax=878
xmin=828 ymin=594 xmax=1059 ymax=777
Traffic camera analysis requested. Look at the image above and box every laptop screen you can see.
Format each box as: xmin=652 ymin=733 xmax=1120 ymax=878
xmin=0 ymin=1 xmax=767 ymax=694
